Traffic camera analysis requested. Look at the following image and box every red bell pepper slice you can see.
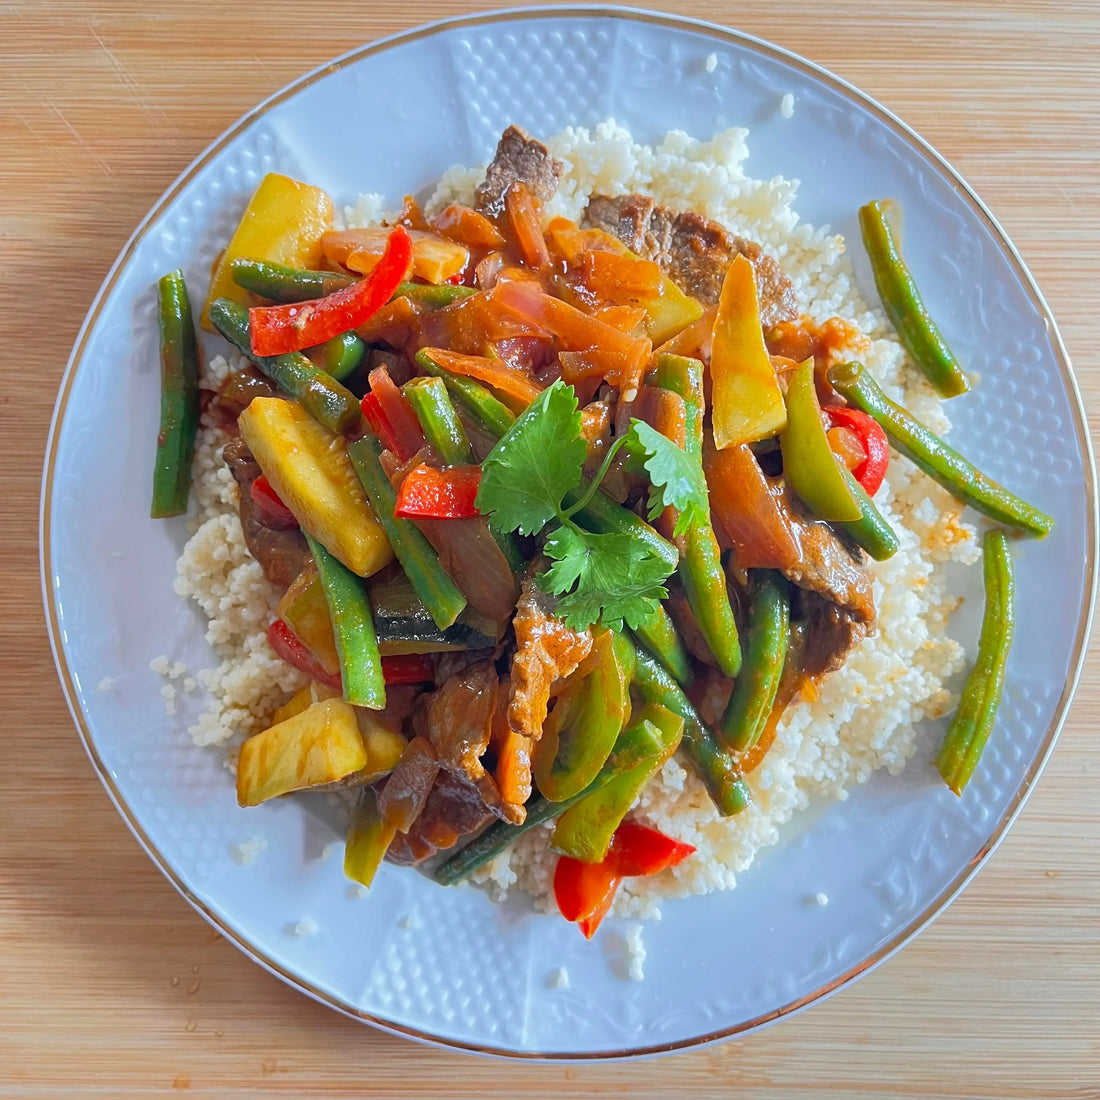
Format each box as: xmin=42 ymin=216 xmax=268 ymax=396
xmin=248 ymin=225 xmax=412 ymax=356
xmin=826 ymin=405 xmax=890 ymax=496
xmin=609 ymin=822 xmax=697 ymax=877
xmin=266 ymin=619 xmax=342 ymax=692
xmin=360 ymin=392 xmax=402 ymax=456
xmin=249 ymin=475 xmax=298 ymax=530
xmin=554 ymin=856 xmax=622 ymax=939
xmin=554 ymin=821 xmax=697 ymax=938
xmin=380 ymin=653 xmax=435 ymax=685
xmin=394 ymin=463 xmax=481 ymax=519
xmin=363 ymin=366 xmax=425 ymax=462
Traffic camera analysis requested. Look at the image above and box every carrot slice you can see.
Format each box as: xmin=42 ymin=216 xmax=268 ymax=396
xmin=419 ymin=347 xmax=542 ymax=406
xmin=432 ymin=203 xmax=506 ymax=249
xmin=505 ymin=183 xmax=551 ymax=269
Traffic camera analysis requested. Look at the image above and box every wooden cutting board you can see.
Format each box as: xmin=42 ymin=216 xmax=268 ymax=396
xmin=2 ymin=2 xmax=1098 ymax=1096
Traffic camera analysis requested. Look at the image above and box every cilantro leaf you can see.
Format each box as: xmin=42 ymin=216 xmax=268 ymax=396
xmin=474 ymin=380 xmax=586 ymax=536
xmin=539 ymin=524 xmax=673 ymax=632
xmin=629 ymin=419 xmax=710 ymax=539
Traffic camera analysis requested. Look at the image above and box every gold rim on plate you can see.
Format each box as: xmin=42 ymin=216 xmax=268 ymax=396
xmin=39 ymin=4 xmax=1098 ymax=1060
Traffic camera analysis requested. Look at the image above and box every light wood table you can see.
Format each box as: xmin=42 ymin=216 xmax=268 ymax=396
xmin=3 ymin=2 xmax=1098 ymax=1096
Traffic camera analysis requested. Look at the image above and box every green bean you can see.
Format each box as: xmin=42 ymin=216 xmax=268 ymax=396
xmin=306 ymin=330 xmax=366 ymax=382
xmin=828 ymin=361 xmax=1053 ymax=538
xmin=415 ymin=349 xmax=516 ymax=438
xmin=209 ymin=298 xmax=361 ymax=435
xmin=837 ymin=466 xmax=900 ymax=561
xmin=936 ymin=529 xmax=1016 ymax=794
xmin=346 ymin=434 xmax=468 ymax=630
xmin=151 ymin=269 xmax=200 ymax=517
xmin=720 ymin=572 xmax=790 ymax=752
xmin=306 ymin=535 xmax=385 ymax=710
xmin=395 ymin=282 xmax=477 ymax=308
xmin=859 ymin=200 xmax=971 ymax=398
xmin=653 ymin=354 xmax=742 ymax=677
xmin=629 ymin=639 xmax=752 ymax=816
xmin=630 ymin=604 xmax=693 ymax=686
xmin=431 ymin=712 xmax=669 ymax=886
xmin=403 ymin=377 xmax=473 ymax=465
xmin=229 ymin=257 xmax=355 ymax=302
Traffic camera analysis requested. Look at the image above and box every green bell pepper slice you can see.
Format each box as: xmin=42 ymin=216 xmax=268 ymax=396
xmin=532 ymin=629 xmax=632 ymax=803
xmin=780 ymin=357 xmax=861 ymax=522
xmin=550 ymin=701 xmax=684 ymax=863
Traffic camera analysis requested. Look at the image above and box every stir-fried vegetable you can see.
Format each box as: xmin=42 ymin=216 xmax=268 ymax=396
xmin=859 ymin=199 xmax=971 ymax=398
xmin=306 ymin=535 xmax=386 ymax=710
xmin=706 ymin=442 xmax=800 ymax=571
xmin=266 ymin=618 xmax=341 ymax=691
xmin=837 ymin=466 xmax=900 ymax=561
xmin=826 ymin=405 xmax=890 ymax=497
xmin=554 ymin=821 xmax=696 ymax=938
xmin=305 ymin=330 xmax=365 ymax=382
xmin=322 ymin=225 xmax=467 ymax=284
xmin=236 ymin=697 xmax=369 ymax=807
xmin=343 ymin=786 xmax=396 ymax=888
xmin=346 ymin=433 xmax=469 ymax=629
xmin=720 ymin=572 xmax=790 ymax=753
xmin=368 ymin=571 xmax=496 ymax=655
xmin=415 ymin=350 xmax=517 ymax=437
xmin=828 ymin=361 xmax=1054 ymax=536
xmin=403 ymin=376 xmax=474 ymax=466
xmin=551 ymin=701 xmax=683 ymax=862
xmin=629 ymin=640 xmax=752 ymax=816
xmin=210 ymin=299 xmax=361 ymax=434
xmin=276 ymin=563 xmax=341 ymax=679
xmin=532 ymin=629 xmax=633 ymax=802
xmin=936 ymin=529 xmax=1016 ymax=793
xmin=238 ymin=397 xmax=392 ymax=577
xmin=781 ymin=357 xmax=861 ymax=523
xmin=709 ymin=253 xmax=787 ymax=448
xmin=151 ymin=269 xmax=200 ymax=518
xmin=201 ymin=172 xmax=333 ymax=331
xmin=176 ymin=152 xmax=1050 ymax=932
xmin=394 ymin=464 xmax=481 ymax=520
xmin=249 ymin=225 xmax=412 ymax=356
xmin=651 ymin=354 xmax=742 ymax=677
xmin=630 ymin=603 xmax=693 ymax=686
xmin=230 ymin=257 xmax=355 ymax=302
xmin=394 ymin=281 xmax=477 ymax=308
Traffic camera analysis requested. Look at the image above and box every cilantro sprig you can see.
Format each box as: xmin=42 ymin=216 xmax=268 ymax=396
xmin=475 ymin=380 xmax=710 ymax=631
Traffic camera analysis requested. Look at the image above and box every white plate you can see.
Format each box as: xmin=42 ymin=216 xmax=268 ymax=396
xmin=42 ymin=6 xmax=1096 ymax=1058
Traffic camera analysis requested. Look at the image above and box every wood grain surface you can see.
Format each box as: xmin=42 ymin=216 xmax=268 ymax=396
xmin=3 ymin=1 xmax=1098 ymax=1096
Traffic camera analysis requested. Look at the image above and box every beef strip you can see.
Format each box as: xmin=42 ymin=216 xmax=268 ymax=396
xmin=779 ymin=488 xmax=876 ymax=676
xmin=781 ymin=487 xmax=875 ymax=624
xmin=582 ymin=193 xmax=798 ymax=327
xmin=384 ymin=769 xmax=496 ymax=866
xmin=473 ymin=125 xmax=563 ymax=218
xmin=205 ymin=366 xmax=279 ymax=430
xmin=792 ymin=588 xmax=871 ymax=680
xmin=377 ymin=736 xmax=440 ymax=833
xmin=222 ymin=437 xmax=309 ymax=588
xmin=508 ymin=577 xmax=593 ymax=744
xmin=412 ymin=659 xmax=523 ymax=824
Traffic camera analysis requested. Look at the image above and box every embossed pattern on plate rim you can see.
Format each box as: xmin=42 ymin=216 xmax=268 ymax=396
xmin=38 ymin=4 xmax=1098 ymax=1060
